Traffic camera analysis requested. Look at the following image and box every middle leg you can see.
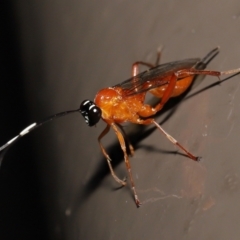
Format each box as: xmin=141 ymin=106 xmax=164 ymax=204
xmin=117 ymin=123 xmax=135 ymax=156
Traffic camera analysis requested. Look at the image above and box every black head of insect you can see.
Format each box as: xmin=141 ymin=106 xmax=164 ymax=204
xmin=80 ymin=100 xmax=102 ymax=126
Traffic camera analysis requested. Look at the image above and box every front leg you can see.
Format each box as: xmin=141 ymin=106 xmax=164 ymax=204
xmin=98 ymin=124 xmax=126 ymax=186
xmin=117 ymin=124 xmax=135 ymax=156
xmin=111 ymin=123 xmax=141 ymax=207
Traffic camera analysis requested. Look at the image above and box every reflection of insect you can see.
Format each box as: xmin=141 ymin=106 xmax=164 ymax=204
xmin=0 ymin=48 xmax=239 ymax=207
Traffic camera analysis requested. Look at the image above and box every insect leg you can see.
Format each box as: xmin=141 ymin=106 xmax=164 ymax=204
xmin=132 ymin=47 xmax=163 ymax=76
xmin=111 ymin=123 xmax=141 ymax=207
xmin=135 ymin=118 xmax=200 ymax=161
xmin=176 ymin=69 xmax=222 ymax=79
xmin=132 ymin=61 xmax=154 ymax=76
xmin=138 ymin=74 xmax=178 ymax=117
xmin=142 ymin=66 xmax=240 ymax=116
xmin=152 ymin=120 xmax=200 ymax=161
xmin=154 ymin=74 xmax=178 ymax=112
xmin=117 ymin=124 xmax=135 ymax=156
xmin=98 ymin=124 xmax=126 ymax=186
xmin=178 ymin=68 xmax=240 ymax=78
xmin=131 ymin=118 xmax=201 ymax=161
xmin=154 ymin=46 xmax=163 ymax=66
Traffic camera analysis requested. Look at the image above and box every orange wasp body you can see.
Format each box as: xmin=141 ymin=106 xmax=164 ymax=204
xmin=1 ymin=48 xmax=239 ymax=207
xmin=81 ymin=48 xmax=239 ymax=206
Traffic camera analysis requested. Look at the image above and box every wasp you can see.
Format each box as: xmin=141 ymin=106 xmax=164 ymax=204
xmin=0 ymin=47 xmax=239 ymax=207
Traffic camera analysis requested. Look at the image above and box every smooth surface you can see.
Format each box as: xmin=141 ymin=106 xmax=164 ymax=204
xmin=1 ymin=1 xmax=240 ymax=239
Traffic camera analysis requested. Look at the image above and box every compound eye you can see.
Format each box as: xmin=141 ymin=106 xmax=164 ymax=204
xmin=80 ymin=100 xmax=102 ymax=126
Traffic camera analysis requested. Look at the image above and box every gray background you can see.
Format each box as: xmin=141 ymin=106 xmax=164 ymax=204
xmin=1 ymin=0 xmax=240 ymax=239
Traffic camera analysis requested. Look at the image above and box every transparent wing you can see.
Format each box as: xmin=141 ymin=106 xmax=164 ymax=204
xmin=114 ymin=58 xmax=200 ymax=96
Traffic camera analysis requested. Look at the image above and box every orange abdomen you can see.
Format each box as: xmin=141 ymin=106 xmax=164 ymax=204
xmin=150 ymin=76 xmax=194 ymax=98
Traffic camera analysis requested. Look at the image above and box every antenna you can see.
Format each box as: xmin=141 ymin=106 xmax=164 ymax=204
xmin=0 ymin=107 xmax=81 ymax=166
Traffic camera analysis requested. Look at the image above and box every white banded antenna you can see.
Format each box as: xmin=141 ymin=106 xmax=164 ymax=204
xmin=0 ymin=108 xmax=82 ymax=165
